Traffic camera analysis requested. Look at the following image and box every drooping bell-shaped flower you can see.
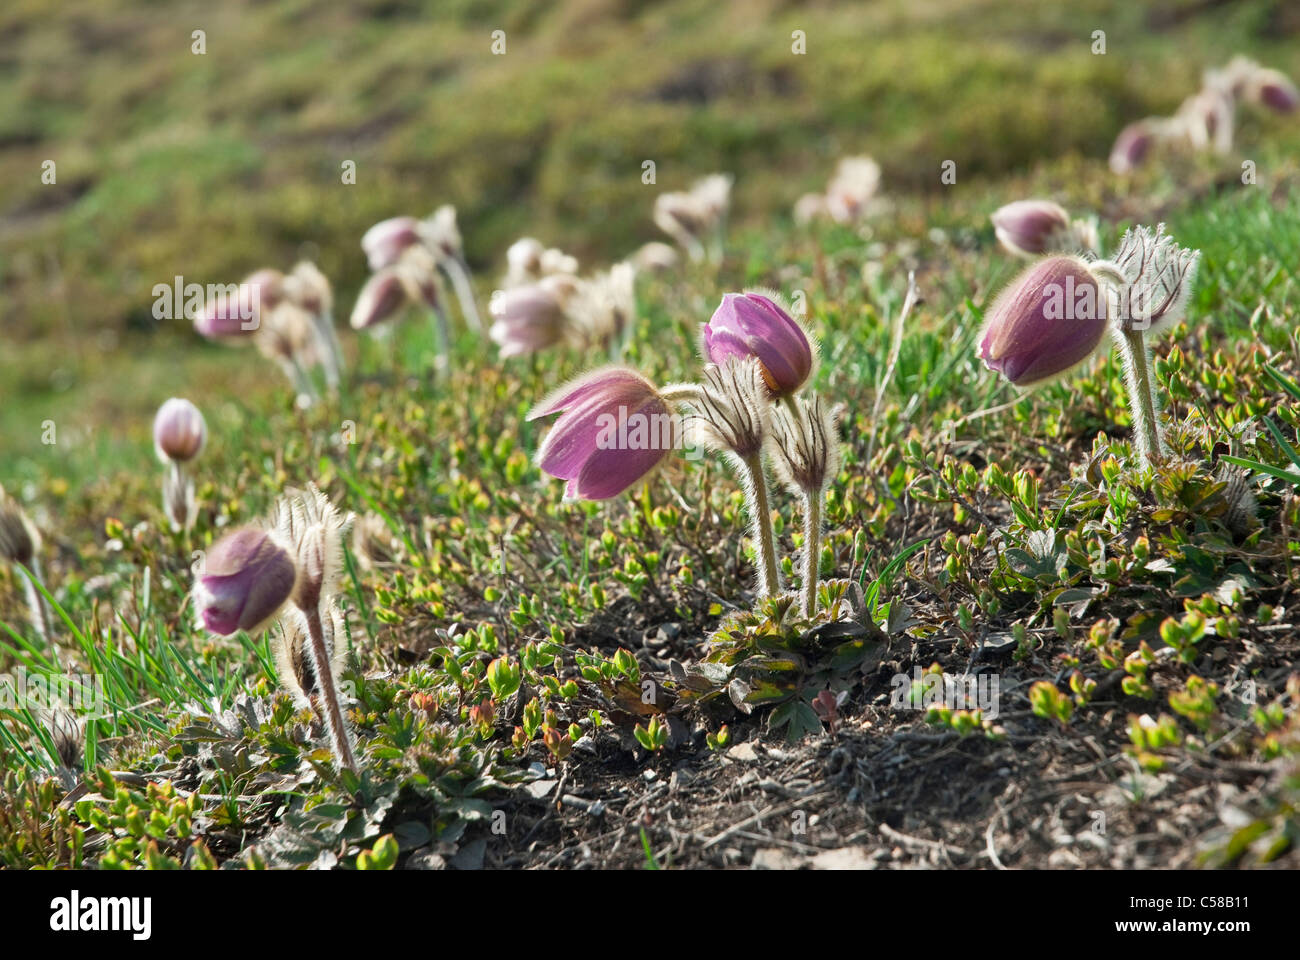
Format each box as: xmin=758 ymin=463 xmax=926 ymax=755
xmin=1247 ymin=66 xmax=1299 ymax=113
xmin=528 ymin=367 xmax=678 ymax=500
xmin=489 ymin=276 xmax=577 ymax=358
xmin=992 ymin=200 xmax=1099 ymax=258
xmin=193 ymin=269 xmax=285 ymax=340
xmin=194 ymin=527 xmax=298 ymax=637
xmin=702 ymin=291 xmax=816 ymax=398
xmin=978 ymin=256 xmax=1108 ymax=387
xmin=153 ymin=398 xmax=206 ymax=464
xmin=350 ymin=268 xmax=413 ymax=330
xmin=991 ymin=200 xmax=1070 ymax=257
xmin=1109 ymin=118 xmax=1167 ymax=174
xmin=362 ymin=216 xmax=423 ymax=271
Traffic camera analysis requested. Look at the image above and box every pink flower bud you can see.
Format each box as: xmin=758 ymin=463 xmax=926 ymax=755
xmin=193 ymin=270 xmax=283 ymax=340
xmin=978 ymin=256 xmax=1108 ymax=387
xmin=153 ymin=398 xmax=206 ymax=463
xmin=1248 ymin=67 xmax=1299 ymax=113
xmin=528 ymin=367 xmax=676 ymax=500
xmin=991 ymin=200 xmax=1070 ymax=257
xmin=350 ymin=269 xmax=412 ymax=330
xmin=1109 ymin=119 xmax=1164 ymax=174
xmin=489 ymin=278 xmax=574 ymax=358
xmin=194 ymin=527 xmax=297 ymax=637
xmin=702 ymin=292 xmax=815 ymax=397
xmin=362 ymin=216 xmax=423 ymax=271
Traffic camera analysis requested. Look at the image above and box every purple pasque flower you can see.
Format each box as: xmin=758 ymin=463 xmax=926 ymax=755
xmin=528 ymin=367 xmax=676 ymax=500
xmin=194 ymin=270 xmax=282 ymax=340
xmin=1248 ymin=67 xmax=1299 ymax=114
xmin=362 ymin=216 xmax=423 ymax=271
xmin=978 ymin=255 xmax=1108 ymax=387
xmin=1109 ymin=119 xmax=1166 ymax=174
xmin=702 ymin=291 xmax=815 ymax=397
xmin=194 ymin=527 xmax=297 ymax=636
xmin=489 ymin=276 xmax=577 ymax=358
xmin=153 ymin=397 xmax=206 ymax=463
xmin=991 ymin=200 xmax=1071 ymax=257
xmin=350 ymin=268 xmax=413 ymax=330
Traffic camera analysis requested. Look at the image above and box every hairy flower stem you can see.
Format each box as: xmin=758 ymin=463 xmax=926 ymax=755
xmin=312 ymin=312 xmax=344 ymax=392
xmin=1093 ymin=262 xmax=1163 ymax=467
xmin=428 ymin=306 xmax=452 ymax=368
xmin=443 ymin=257 xmax=482 ymax=334
xmin=741 ymin=452 xmax=780 ymax=598
xmin=282 ymin=356 xmax=319 ymax=407
xmin=800 ymin=490 xmax=822 ymax=617
xmin=1118 ymin=328 xmax=1163 ymax=466
xmin=301 ymin=603 xmax=358 ymax=775
xmin=164 ymin=459 xmax=197 ymax=532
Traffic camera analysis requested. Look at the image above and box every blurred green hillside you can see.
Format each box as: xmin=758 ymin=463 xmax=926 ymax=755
xmin=1 ymin=0 xmax=1298 ymax=466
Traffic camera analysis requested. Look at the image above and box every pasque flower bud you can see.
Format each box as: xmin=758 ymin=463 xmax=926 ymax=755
xmin=991 ymin=201 xmax=1069 ymax=257
xmin=1247 ymin=67 xmax=1299 ymax=113
xmin=978 ymin=256 xmax=1108 ymax=387
xmin=489 ymin=276 xmax=578 ymax=358
xmin=350 ymin=268 xmax=413 ymax=330
xmin=1109 ymin=118 xmax=1167 ymax=174
xmin=153 ymin=398 xmax=206 ymax=463
xmin=194 ymin=527 xmax=298 ymax=636
xmin=362 ymin=216 xmax=423 ymax=271
xmin=529 ymin=367 xmax=678 ymax=500
xmin=702 ymin=291 xmax=816 ymax=398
